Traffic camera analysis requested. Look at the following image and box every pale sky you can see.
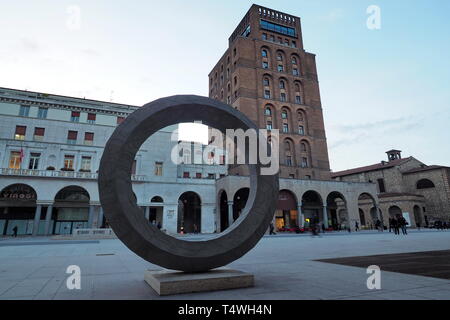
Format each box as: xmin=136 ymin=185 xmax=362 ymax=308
xmin=1 ymin=0 xmax=449 ymax=171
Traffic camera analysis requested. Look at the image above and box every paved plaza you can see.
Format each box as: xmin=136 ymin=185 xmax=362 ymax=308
xmin=0 ymin=230 xmax=449 ymax=300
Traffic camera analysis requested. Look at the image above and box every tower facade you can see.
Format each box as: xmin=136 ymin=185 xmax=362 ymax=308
xmin=209 ymin=5 xmax=331 ymax=180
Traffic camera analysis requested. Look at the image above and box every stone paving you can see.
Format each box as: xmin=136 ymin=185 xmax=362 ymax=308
xmin=0 ymin=229 xmax=449 ymax=300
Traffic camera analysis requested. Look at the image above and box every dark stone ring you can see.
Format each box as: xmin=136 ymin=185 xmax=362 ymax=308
xmin=98 ymin=95 xmax=279 ymax=272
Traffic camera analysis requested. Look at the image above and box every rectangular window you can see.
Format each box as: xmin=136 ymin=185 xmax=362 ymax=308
xmin=377 ymin=178 xmax=386 ymax=193
xmin=291 ymin=41 xmax=297 ymax=48
xmin=64 ymin=155 xmax=75 ymax=170
xmin=286 ymin=156 xmax=292 ymax=166
xmin=264 ymin=90 xmax=271 ymax=99
xmin=298 ymin=125 xmax=304 ymax=135
xmin=19 ymin=105 xmax=30 ymax=117
xmin=266 ymin=121 xmax=272 ymax=131
xmin=278 ymin=65 xmax=284 ymax=72
xmin=289 ymin=174 xmax=295 ymax=179
xmin=9 ymin=151 xmax=21 ymax=169
xmin=87 ymin=113 xmax=96 ymax=124
xmin=301 ymin=157 xmax=308 ymax=168
xmin=37 ymin=107 xmax=48 ymax=119
xmin=295 ymin=96 xmax=302 ymax=104
xmin=33 ymin=127 xmax=45 ymax=141
xmin=262 ymin=33 xmax=267 ymax=40
xmin=80 ymin=156 xmax=91 ymax=171
xmin=70 ymin=111 xmax=80 ymax=122
xmin=284 ymin=40 xmax=289 ymax=46
xmin=280 ymin=93 xmax=286 ymax=102
xmin=84 ymin=132 xmax=94 ymax=146
xmin=28 ymin=153 xmax=40 ymax=170
xmin=293 ymin=69 xmax=299 ymax=76
xmin=208 ymin=173 xmax=215 ymax=179
xmin=155 ymin=162 xmax=163 ymax=176
xmin=15 ymin=126 xmax=26 ymax=140
xmin=196 ymin=172 xmax=202 ymax=179
xmin=283 ymin=123 xmax=289 ymax=133
xmin=183 ymin=172 xmax=190 ymax=178
xmin=67 ymin=130 xmax=78 ymax=144
xmin=262 ymin=61 xmax=269 ymax=69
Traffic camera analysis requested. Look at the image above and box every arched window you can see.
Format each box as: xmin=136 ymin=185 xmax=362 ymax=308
xmin=417 ymin=179 xmax=435 ymax=189
xmin=265 ymin=107 xmax=272 ymax=116
xmin=292 ymin=57 xmax=297 ymax=65
xmin=285 ymin=141 xmax=291 ymax=151
xmin=277 ymin=53 xmax=283 ymax=61
xmin=279 ymin=80 xmax=285 ymax=89
xmin=301 ymin=142 xmax=307 ymax=152
xmin=263 ymin=78 xmax=270 ymax=86
xmin=281 ymin=110 xmax=288 ymax=119
xmin=262 ymin=49 xmax=268 ymax=57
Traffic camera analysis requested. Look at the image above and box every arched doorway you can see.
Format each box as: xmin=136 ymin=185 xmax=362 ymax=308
xmin=370 ymin=207 xmax=380 ymax=229
xmin=302 ymin=191 xmax=323 ymax=229
xmin=233 ymin=188 xmax=249 ymax=222
xmin=149 ymin=196 xmax=164 ymax=226
xmin=219 ymin=190 xmax=229 ymax=232
xmin=327 ymin=192 xmax=347 ymax=230
xmin=358 ymin=193 xmax=379 ymax=227
xmin=0 ymin=184 xmax=37 ymax=236
xmin=359 ymin=209 xmax=366 ymax=227
xmin=178 ymin=192 xmax=201 ymax=234
xmin=413 ymin=205 xmax=422 ymax=226
xmin=389 ymin=206 xmax=402 ymax=219
xmin=275 ymin=190 xmax=297 ymax=230
xmin=54 ymin=186 xmax=90 ymax=235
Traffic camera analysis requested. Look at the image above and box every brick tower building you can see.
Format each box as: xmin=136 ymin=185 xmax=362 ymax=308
xmin=209 ymin=4 xmax=331 ymax=180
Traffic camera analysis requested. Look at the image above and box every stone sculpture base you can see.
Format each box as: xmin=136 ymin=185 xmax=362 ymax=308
xmin=144 ymin=268 xmax=254 ymax=296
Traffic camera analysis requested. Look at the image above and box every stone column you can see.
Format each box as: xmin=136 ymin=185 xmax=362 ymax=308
xmin=298 ymin=205 xmax=304 ymax=228
xmin=32 ymin=205 xmax=42 ymax=236
xmin=227 ymin=201 xmax=234 ymax=226
xmin=98 ymin=206 xmax=104 ymax=228
xmin=44 ymin=204 xmax=53 ymax=235
xmin=201 ymin=204 xmax=215 ymax=234
xmin=162 ymin=204 xmax=178 ymax=234
xmin=145 ymin=206 xmax=150 ymax=221
xmin=322 ymin=205 xmax=329 ymax=229
xmin=87 ymin=205 xmax=95 ymax=228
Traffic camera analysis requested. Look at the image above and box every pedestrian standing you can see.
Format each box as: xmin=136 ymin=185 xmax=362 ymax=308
xmin=12 ymin=226 xmax=18 ymax=238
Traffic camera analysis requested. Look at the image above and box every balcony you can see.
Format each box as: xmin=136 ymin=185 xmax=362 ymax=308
xmin=0 ymin=168 xmax=147 ymax=182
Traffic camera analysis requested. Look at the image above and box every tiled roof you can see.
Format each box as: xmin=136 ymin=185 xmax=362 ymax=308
xmin=402 ymin=165 xmax=449 ymax=174
xmin=331 ymin=157 xmax=412 ymax=178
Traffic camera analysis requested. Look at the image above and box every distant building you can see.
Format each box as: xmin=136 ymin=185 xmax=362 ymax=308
xmin=332 ymin=150 xmax=450 ymax=226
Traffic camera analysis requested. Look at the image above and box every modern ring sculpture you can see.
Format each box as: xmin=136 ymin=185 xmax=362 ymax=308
xmin=98 ymin=95 xmax=279 ymax=272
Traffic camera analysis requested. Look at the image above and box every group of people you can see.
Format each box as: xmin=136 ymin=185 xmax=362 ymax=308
xmin=388 ymin=216 xmax=409 ymax=235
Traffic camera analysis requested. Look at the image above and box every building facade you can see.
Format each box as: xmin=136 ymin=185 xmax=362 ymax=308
xmin=208 ymin=5 xmax=379 ymax=231
xmin=208 ymin=4 xmax=330 ymax=180
xmin=332 ymin=150 xmax=450 ymax=226
xmin=0 ymin=87 xmax=226 ymax=236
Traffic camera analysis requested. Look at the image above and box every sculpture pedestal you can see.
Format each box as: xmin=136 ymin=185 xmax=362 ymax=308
xmin=144 ymin=268 xmax=254 ymax=296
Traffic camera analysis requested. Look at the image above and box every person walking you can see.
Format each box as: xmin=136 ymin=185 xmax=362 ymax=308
xmin=392 ymin=218 xmax=400 ymax=235
xmin=416 ymin=222 xmax=421 ymax=231
xmin=355 ymin=221 xmax=359 ymax=232
xmin=399 ymin=217 xmax=408 ymax=235
xmin=157 ymin=222 xmax=162 ymax=230
xmin=388 ymin=218 xmax=393 ymax=232
xmin=375 ymin=219 xmax=382 ymax=232
xmin=12 ymin=226 xmax=18 ymax=238
xmin=269 ymin=222 xmax=276 ymax=235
